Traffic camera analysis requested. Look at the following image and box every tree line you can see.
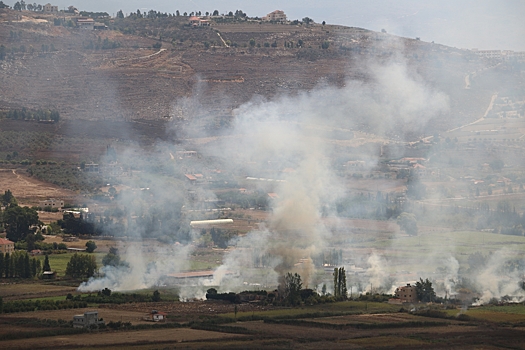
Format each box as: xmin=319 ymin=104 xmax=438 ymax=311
xmin=0 ymin=190 xmax=40 ymax=243
xmin=0 ymin=108 xmax=60 ymax=122
xmin=0 ymin=251 xmax=41 ymax=278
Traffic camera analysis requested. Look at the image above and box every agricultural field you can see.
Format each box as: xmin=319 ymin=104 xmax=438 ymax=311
xmin=349 ymin=229 xmax=525 ymax=273
xmin=0 ymin=168 xmax=76 ymax=206
xmin=2 ymin=299 xmax=525 ymax=349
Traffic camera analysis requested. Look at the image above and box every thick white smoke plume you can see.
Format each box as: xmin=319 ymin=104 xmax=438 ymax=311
xmin=79 ymin=243 xmax=192 ymax=292
xmin=208 ymin=56 xmax=449 ymax=292
xmin=474 ymin=249 xmax=525 ymax=305
xmin=79 ymin=50 xmax=523 ymax=302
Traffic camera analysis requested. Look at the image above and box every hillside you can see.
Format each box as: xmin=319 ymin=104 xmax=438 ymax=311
xmin=0 ymin=8 xmax=509 ymax=141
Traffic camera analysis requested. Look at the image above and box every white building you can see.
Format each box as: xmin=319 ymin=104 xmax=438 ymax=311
xmin=263 ymin=10 xmax=287 ymax=22
xmin=43 ymin=3 xmax=59 ymax=13
xmin=39 ymin=198 xmax=64 ymax=209
xmin=77 ymin=18 xmax=95 ymax=30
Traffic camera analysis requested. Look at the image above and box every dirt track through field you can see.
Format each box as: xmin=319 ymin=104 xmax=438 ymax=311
xmin=0 ymin=168 xmax=76 ymax=205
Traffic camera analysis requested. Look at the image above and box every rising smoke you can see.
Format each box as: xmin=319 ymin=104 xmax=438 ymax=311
xmin=77 ymin=38 xmax=524 ymax=305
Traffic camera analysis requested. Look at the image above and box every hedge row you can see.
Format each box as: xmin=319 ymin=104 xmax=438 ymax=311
xmin=2 ymin=300 xmax=87 ymax=314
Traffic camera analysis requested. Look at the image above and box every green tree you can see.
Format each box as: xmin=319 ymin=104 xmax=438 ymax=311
xmin=489 ymin=159 xmax=504 ymax=172
xmin=4 ymin=253 xmax=9 ymax=278
xmin=116 ymin=9 xmax=124 ymax=18
xmin=102 ymin=247 xmax=123 ymax=267
xmin=321 ymin=41 xmax=330 ymax=49
xmin=282 ymin=272 xmax=302 ymax=305
xmin=2 ymin=190 xmax=17 ymax=207
xmin=397 ymin=212 xmax=418 ymax=236
xmin=415 ymin=278 xmax=436 ymax=302
xmin=302 ymin=17 xmax=313 ymax=25
xmin=333 ymin=267 xmax=347 ymax=299
xmin=5 ymin=205 xmax=39 ymax=242
xmin=249 ymin=38 xmax=256 ymax=47
xmin=85 ymin=240 xmax=97 ymax=253
xmin=23 ymin=252 xmax=30 ymax=278
xmin=65 ymin=253 xmax=97 ymax=278
xmin=0 ymin=252 xmax=3 ymax=278
xmin=30 ymin=257 xmax=37 ymax=277
xmin=152 ymin=290 xmax=161 ymax=302
xmin=43 ymin=253 xmax=51 ymax=272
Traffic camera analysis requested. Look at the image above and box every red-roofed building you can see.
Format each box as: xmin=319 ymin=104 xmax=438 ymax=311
xmin=143 ymin=310 xmax=167 ymax=322
xmin=189 ymin=16 xmax=210 ymax=27
xmin=185 ymin=174 xmax=197 ymax=182
xmin=0 ymin=238 xmax=14 ymax=254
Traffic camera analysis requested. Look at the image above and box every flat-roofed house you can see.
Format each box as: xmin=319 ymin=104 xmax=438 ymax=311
xmin=263 ymin=10 xmax=287 ymax=22
xmin=73 ymin=311 xmax=105 ymax=328
xmin=394 ymin=284 xmax=418 ymax=303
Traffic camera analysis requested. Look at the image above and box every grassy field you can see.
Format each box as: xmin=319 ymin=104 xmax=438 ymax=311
xmin=0 ymin=282 xmax=76 ymax=299
xmin=353 ymin=229 xmax=525 ymax=272
xmin=220 ymin=301 xmax=401 ymax=319
xmin=37 ymin=252 xmax=106 ymax=277
xmin=444 ymin=304 xmax=525 ymax=323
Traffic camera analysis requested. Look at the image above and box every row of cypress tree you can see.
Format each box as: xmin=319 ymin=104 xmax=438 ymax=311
xmin=0 ymin=251 xmax=45 ymax=278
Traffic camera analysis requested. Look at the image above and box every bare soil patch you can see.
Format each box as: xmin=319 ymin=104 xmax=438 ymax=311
xmin=0 ymin=328 xmax=245 ymax=350
xmin=42 ymin=235 xmax=118 ymax=252
xmin=0 ymin=282 xmax=76 ymax=300
xmin=0 ymin=168 xmax=76 ymax=206
xmin=98 ymin=300 xmax=277 ymax=317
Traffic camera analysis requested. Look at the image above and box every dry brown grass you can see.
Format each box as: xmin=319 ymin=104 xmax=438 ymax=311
xmin=0 ymin=169 xmax=76 ymax=206
xmin=0 ymin=282 xmax=76 ymax=299
xmin=0 ymin=328 xmax=246 ymax=349
xmin=8 ymin=307 xmax=153 ymax=325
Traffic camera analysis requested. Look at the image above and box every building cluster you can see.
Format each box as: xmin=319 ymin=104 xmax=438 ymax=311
xmin=188 ymin=16 xmax=210 ymax=27
xmin=472 ymin=49 xmax=525 ymax=61
xmin=75 ymin=17 xmax=107 ymax=30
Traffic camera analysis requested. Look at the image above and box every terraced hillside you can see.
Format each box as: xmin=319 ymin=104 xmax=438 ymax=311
xmin=0 ymin=8 xmax=513 ymax=139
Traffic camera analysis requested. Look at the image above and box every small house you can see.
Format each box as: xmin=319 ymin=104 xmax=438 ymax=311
xmin=77 ymin=18 xmax=95 ymax=30
xmin=189 ymin=16 xmax=210 ymax=27
xmin=263 ymin=10 xmax=287 ymax=22
xmin=42 ymin=271 xmax=56 ymax=280
xmin=39 ymin=198 xmax=64 ymax=209
xmin=0 ymin=238 xmax=15 ymax=254
xmin=393 ymin=283 xmax=418 ymax=303
xmin=43 ymin=3 xmax=58 ymax=13
xmin=143 ymin=310 xmax=167 ymax=322
xmin=73 ymin=311 xmax=105 ymax=328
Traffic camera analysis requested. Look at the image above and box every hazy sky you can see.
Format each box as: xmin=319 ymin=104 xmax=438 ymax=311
xmin=9 ymin=0 xmax=525 ymax=50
